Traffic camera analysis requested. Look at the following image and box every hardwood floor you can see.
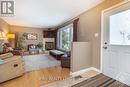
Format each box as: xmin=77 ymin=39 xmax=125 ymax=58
xmin=0 ymin=67 xmax=70 ymax=87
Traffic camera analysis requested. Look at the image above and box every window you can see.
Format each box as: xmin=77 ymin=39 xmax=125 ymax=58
xmin=110 ymin=9 xmax=130 ymax=45
xmin=57 ymin=24 xmax=73 ymax=51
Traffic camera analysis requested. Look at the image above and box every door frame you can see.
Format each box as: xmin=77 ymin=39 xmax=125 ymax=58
xmin=100 ymin=0 xmax=130 ymax=73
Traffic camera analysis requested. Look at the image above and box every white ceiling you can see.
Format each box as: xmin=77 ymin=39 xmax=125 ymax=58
xmin=1 ymin=0 xmax=104 ymax=28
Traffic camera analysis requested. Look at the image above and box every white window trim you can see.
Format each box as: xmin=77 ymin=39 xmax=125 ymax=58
xmin=57 ymin=23 xmax=73 ymax=51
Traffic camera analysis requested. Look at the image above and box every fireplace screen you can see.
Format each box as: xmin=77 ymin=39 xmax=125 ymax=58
xmin=45 ymin=42 xmax=55 ymax=50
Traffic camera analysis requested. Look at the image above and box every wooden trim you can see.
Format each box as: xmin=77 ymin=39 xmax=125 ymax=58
xmin=54 ymin=29 xmax=58 ymax=49
xmin=15 ymin=33 xmax=18 ymax=48
xmin=73 ymin=18 xmax=79 ymax=41
xmin=56 ymin=18 xmax=79 ymax=29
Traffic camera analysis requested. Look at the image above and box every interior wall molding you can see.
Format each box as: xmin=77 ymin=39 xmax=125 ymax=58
xmin=70 ymin=67 xmax=101 ymax=76
xmin=56 ymin=18 xmax=79 ymax=29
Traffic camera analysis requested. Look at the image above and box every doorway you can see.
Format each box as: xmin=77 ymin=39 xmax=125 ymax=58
xmin=101 ymin=1 xmax=130 ymax=85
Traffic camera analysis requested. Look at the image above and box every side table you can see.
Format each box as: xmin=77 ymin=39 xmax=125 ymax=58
xmin=61 ymin=55 xmax=70 ymax=68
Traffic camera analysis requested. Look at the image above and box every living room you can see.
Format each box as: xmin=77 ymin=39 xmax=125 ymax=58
xmin=0 ymin=15 xmax=72 ymax=86
xmin=1 ymin=0 xmax=130 ymax=87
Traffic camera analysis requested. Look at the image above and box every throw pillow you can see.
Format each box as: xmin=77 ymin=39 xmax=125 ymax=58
xmin=0 ymin=59 xmax=4 ymax=64
xmin=8 ymin=47 xmax=13 ymax=51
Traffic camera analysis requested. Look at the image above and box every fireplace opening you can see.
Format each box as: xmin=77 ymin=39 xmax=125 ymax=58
xmin=45 ymin=42 xmax=55 ymax=50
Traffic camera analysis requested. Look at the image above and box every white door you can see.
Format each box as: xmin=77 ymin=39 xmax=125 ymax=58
xmin=102 ymin=1 xmax=130 ymax=85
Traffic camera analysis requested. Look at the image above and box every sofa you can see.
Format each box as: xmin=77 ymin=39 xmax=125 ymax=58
xmin=2 ymin=43 xmax=24 ymax=56
xmin=0 ymin=53 xmax=25 ymax=83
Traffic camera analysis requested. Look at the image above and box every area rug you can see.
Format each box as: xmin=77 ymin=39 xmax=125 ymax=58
xmin=23 ymin=54 xmax=61 ymax=72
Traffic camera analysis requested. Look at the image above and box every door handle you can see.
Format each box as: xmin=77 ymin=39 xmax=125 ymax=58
xmin=104 ymin=42 xmax=107 ymax=45
xmin=103 ymin=46 xmax=107 ymax=49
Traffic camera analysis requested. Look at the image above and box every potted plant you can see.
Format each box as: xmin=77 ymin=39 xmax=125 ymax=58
xmin=16 ymin=33 xmax=28 ymax=50
xmin=0 ymin=42 xmax=3 ymax=53
xmin=37 ymin=42 xmax=43 ymax=53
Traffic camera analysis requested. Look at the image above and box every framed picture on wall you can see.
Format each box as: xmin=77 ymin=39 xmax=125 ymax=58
xmin=27 ymin=33 xmax=37 ymax=40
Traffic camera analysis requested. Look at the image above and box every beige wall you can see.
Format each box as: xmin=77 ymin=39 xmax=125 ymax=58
xmin=0 ymin=18 xmax=46 ymax=48
xmin=9 ymin=26 xmax=46 ymax=49
xmin=71 ymin=42 xmax=91 ymax=72
xmin=0 ymin=18 xmax=9 ymax=43
xmin=77 ymin=0 xmax=123 ymax=69
xmin=0 ymin=18 xmax=9 ymax=36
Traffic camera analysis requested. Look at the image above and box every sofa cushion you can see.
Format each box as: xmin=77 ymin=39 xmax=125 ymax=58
xmin=7 ymin=47 xmax=13 ymax=51
xmin=0 ymin=53 xmax=13 ymax=60
xmin=3 ymin=56 xmax=23 ymax=63
xmin=0 ymin=59 xmax=4 ymax=65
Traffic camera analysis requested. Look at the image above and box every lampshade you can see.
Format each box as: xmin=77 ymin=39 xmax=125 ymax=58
xmin=0 ymin=32 xmax=7 ymax=40
xmin=7 ymin=34 xmax=15 ymax=39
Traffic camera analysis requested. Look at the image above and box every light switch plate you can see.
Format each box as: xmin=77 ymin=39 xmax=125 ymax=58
xmin=95 ymin=33 xmax=99 ymax=38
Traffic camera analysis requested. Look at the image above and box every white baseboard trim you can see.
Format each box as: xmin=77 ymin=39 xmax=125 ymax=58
xmin=70 ymin=67 xmax=101 ymax=76
xmin=90 ymin=67 xmax=101 ymax=73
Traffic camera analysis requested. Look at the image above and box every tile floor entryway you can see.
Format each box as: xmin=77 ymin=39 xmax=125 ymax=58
xmin=41 ymin=70 xmax=100 ymax=87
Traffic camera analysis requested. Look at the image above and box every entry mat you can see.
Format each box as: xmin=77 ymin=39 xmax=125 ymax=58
xmin=72 ymin=73 xmax=129 ymax=87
